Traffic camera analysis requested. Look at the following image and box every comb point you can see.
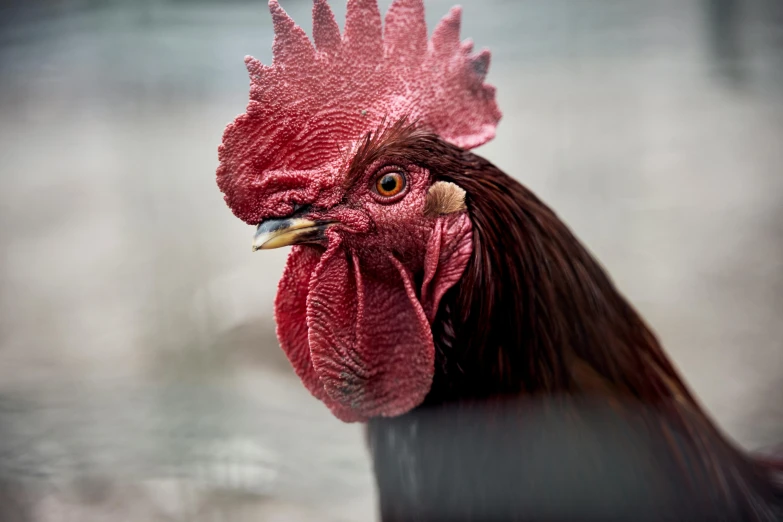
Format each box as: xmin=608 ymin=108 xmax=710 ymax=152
xmin=269 ymin=0 xmax=294 ymax=34
xmin=470 ymin=49 xmax=491 ymax=80
xmin=344 ymin=0 xmax=383 ymax=63
xmin=269 ymin=0 xmax=314 ymax=66
xmin=312 ymin=0 xmax=342 ymax=53
xmin=431 ymin=5 xmax=463 ymax=56
xmin=384 ymin=0 xmax=427 ymax=67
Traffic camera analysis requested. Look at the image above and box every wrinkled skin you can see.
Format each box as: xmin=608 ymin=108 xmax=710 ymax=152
xmin=274 ymin=160 xmax=472 ymax=422
xmin=216 ymin=0 xmax=493 ymax=423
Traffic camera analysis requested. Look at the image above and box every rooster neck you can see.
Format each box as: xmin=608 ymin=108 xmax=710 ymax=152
xmin=363 ymin=134 xmax=782 ymax=521
xmin=420 ymin=151 xmax=692 ymax=409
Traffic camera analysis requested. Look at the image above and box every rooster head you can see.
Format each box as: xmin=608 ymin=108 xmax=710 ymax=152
xmin=216 ymin=0 xmax=501 ymax=422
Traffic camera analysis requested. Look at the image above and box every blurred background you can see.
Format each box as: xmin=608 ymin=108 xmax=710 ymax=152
xmin=0 ymin=0 xmax=781 ymax=519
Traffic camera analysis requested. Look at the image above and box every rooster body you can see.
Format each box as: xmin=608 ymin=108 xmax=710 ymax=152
xmin=216 ymin=1 xmax=783 ymax=520
xmin=365 ymin=134 xmax=783 ymax=521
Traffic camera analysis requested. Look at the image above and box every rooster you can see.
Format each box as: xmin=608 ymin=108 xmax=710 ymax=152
xmin=216 ymin=1 xmax=783 ymax=520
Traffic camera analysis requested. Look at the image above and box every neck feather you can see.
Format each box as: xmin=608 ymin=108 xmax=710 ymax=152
xmin=369 ymin=133 xmax=783 ymax=517
xmin=413 ymin=140 xmax=695 ymax=409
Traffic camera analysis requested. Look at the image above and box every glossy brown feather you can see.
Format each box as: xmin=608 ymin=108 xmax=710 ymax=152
xmin=362 ymin=124 xmax=783 ymax=521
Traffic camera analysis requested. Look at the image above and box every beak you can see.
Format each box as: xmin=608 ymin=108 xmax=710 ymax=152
xmin=252 ymin=217 xmax=333 ymax=251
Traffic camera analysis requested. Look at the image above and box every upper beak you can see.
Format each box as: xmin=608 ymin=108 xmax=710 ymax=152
xmin=252 ymin=217 xmax=333 ymax=251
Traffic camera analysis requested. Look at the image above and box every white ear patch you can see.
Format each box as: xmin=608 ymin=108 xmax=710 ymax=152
xmin=424 ymin=181 xmax=467 ymax=216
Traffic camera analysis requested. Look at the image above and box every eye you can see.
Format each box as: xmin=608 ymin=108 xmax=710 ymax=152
xmin=374 ymin=171 xmax=406 ymax=198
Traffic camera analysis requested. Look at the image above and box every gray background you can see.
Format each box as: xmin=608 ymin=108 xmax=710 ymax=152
xmin=0 ymin=0 xmax=781 ymax=519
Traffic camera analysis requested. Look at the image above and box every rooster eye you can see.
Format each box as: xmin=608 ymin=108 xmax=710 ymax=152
xmin=375 ymin=171 xmax=406 ymax=198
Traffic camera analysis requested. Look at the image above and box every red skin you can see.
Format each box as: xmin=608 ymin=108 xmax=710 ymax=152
xmin=274 ymin=160 xmax=472 ymax=422
xmin=216 ymin=0 xmax=500 ymax=226
xmin=216 ymin=0 xmax=496 ymax=421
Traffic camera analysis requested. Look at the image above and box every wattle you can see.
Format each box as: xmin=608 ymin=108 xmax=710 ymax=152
xmin=274 ymin=215 xmax=472 ymax=422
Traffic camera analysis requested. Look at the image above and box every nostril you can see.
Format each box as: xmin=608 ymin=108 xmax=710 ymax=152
xmin=291 ymin=203 xmax=310 ymax=216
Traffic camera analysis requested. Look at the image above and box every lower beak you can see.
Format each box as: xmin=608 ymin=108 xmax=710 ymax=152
xmin=252 ymin=217 xmax=333 ymax=251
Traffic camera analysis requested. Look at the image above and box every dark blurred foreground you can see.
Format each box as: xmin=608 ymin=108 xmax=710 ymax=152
xmin=369 ymin=396 xmax=783 ymax=522
xmin=1 ymin=0 xmax=782 ymax=520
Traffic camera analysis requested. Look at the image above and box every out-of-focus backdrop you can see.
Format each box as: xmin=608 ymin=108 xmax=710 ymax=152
xmin=0 ymin=0 xmax=781 ymax=520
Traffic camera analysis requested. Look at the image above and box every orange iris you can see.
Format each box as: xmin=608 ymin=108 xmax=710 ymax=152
xmin=375 ymin=172 xmax=405 ymax=197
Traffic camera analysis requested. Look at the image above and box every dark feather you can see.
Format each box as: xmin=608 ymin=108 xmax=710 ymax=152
xmin=357 ymin=123 xmax=782 ymax=521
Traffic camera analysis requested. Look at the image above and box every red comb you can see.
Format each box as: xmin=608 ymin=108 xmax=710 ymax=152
xmin=217 ymin=0 xmax=501 ymax=224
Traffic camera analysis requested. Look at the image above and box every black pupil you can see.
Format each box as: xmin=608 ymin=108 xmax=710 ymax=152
xmin=380 ymin=174 xmax=398 ymax=193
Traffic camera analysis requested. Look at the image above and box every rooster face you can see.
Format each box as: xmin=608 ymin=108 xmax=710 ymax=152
xmin=249 ymin=124 xmax=473 ymax=422
xmin=253 ymin=157 xmax=432 ymax=266
xmin=216 ymin=0 xmax=500 ymax=422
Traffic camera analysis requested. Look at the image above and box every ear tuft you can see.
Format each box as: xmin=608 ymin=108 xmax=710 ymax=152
xmin=424 ymin=181 xmax=467 ymax=216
